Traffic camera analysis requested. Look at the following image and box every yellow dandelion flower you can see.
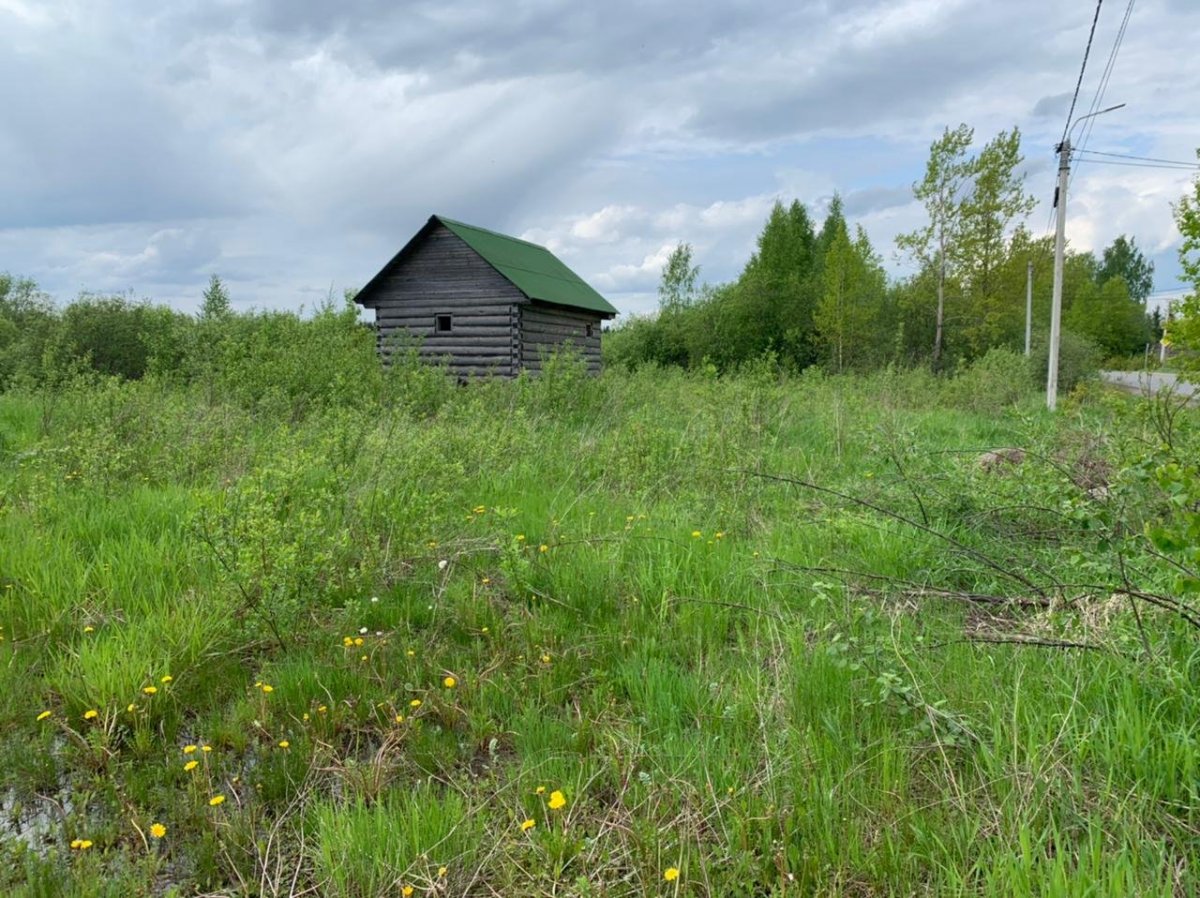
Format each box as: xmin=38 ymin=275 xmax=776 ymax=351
xmin=317 ymin=705 xmax=327 ymax=714
xmin=201 ymin=745 xmax=212 ymax=752
xmin=626 ymin=515 xmax=635 ymax=522
xmin=473 ymin=505 xmax=486 ymax=514
xmin=540 ymin=653 xmax=551 ymax=664
xmin=142 ymin=686 xmax=158 ymax=695
xmin=520 ymin=818 xmax=536 ymax=831
xmin=353 ymin=637 xmax=363 ymax=647
xmin=481 ymin=626 xmax=489 ymax=633
xmin=410 ymin=698 xmax=422 ymax=708
xmin=149 ymin=823 xmax=166 ymax=839
xmin=71 ymin=838 xmax=93 ymax=850
xmin=260 ymin=685 xmax=273 ymax=694
xmin=516 ymin=534 xmax=525 ymax=542
xmin=160 ymin=675 xmax=173 ymax=684
xmin=535 ymin=785 xmax=546 ymax=794
xmin=83 ymin=626 xmax=94 ymax=633
xmin=303 ymin=712 xmax=310 ymax=721
xmin=209 ymin=795 xmax=225 ymax=807
xmin=438 ymin=866 xmax=447 ymax=877
xmin=70 ymin=839 xmax=83 ymax=849
xmin=37 ymin=710 xmax=52 ymax=721
xmin=126 ymin=703 xmax=137 ymax=713
xmin=443 ymin=676 xmax=457 ymax=688
xmin=342 ymin=636 xmax=353 ymax=647
xmin=360 ymin=655 xmax=368 ymax=662
xmin=402 ymin=887 xmax=414 ymax=897
xmin=691 ymin=530 xmax=702 ymax=539
xmin=395 ymin=714 xmax=405 ymax=724
xmin=183 ymin=745 xmax=197 ymax=754
xmin=481 ymin=578 xmax=491 ymax=585
xmin=83 ymin=709 xmax=98 ymax=720
xmin=406 ymin=649 xmax=415 ymax=657
xmin=539 ymin=544 xmax=549 ymax=553
xmin=278 ymin=740 xmax=290 ymax=749
xmin=547 ymin=790 xmax=566 ymax=810
xmin=664 ymin=867 xmax=680 ymax=882
xmin=714 ymin=531 xmax=725 ymax=539
xmin=184 ymin=760 xmax=199 ymax=772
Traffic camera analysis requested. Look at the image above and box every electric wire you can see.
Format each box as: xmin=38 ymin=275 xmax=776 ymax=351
xmin=1061 ymin=0 xmax=1105 ymax=148
xmin=1043 ymin=0 xmax=1106 ymax=237
xmin=1075 ymin=149 xmax=1199 ymax=168
xmin=1073 ymin=158 xmax=1200 ymax=171
xmin=1070 ymin=0 xmax=1136 ymax=194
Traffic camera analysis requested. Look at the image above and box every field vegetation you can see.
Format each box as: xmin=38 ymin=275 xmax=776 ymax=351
xmin=0 ymin=297 xmax=1199 ymax=895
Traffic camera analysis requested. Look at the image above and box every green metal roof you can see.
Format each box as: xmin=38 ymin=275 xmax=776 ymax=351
xmin=436 ymin=216 xmax=618 ymax=317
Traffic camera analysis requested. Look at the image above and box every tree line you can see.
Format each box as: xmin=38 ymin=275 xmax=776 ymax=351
xmin=606 ymin=123 xmax=1161 ymax=376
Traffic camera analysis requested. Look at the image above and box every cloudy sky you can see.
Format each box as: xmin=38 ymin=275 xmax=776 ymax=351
xmin=2 ymin=0 xmax=1197 ymax=317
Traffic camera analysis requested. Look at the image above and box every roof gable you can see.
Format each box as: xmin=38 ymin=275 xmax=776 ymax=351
xmin=355 ymin=215 xmax=617 ymax=318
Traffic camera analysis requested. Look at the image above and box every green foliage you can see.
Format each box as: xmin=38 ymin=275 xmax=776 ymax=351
xmin=54 ymin=294 xmax=191 ymax=381
xmin=1172 ymin=162 xmax=1200 ymax=379
xmin=1030 ymin=328 xmax=1103 ymax=393
xmin=0 ymin=274 xmax=59 ymax=386
xmin=814 ymin=221 xmax=886 ymax=372
xmin=1066 ymin=275 xmax=1150 ymax=357
xmin=941 ymin=346 xmax=1033 ymax=413
xmin=1099 ymin=235 xmax=1155 ymax=304
xmin=3 ymin=367 xmax=1200 ymax=894
xmin=208 ymin=297 xmax=381 ymax=419
xmin=200 ymin=274 xmax=232 ymax=320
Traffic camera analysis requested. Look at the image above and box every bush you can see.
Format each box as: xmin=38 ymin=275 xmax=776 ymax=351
xmin=55 ymin=294 xmax=193 ymax=380
xmin=1029 ymin=328 xmax=1102 ymax=394
xmin=942 ymin=347 xmax=1034 ymax=412
xmin=0 ymin=274 xmax=59 ymax=387
xmin=209 ymin=297 xmax=381 ymax=420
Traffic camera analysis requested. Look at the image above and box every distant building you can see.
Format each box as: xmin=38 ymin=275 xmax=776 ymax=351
xmin=354 ymin=215 xmax=617 ymax=378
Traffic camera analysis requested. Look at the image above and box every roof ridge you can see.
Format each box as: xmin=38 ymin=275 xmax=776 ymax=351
xmin=434 ymin=215 xmax=545 ymax=250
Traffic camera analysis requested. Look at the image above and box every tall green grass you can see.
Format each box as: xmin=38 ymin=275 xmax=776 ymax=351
xmin=0 ymin=361 xmax=1196 ymax=895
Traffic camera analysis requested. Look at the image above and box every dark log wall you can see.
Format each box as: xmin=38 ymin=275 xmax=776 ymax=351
xmin=365 ymin=224 xmax=523 ymax=378
xmin=519 ymin=303 xmax=603 ymax=375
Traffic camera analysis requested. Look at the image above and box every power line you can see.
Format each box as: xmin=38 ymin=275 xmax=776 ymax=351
xmin=1043 ymin=0 xmax=1106 ymax=238
xmin=1076 ymin=148 xmax=1200 ymax=168
xmin=1074 ymin=158 xmax=1200 ymax=171
xmin=1061 ymin=0 xmax=1105 ymax=148
xmin=1072 ymin=0 xmax=1136 ymax=191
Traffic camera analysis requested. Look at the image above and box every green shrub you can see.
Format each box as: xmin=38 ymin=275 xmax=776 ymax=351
xmin=56 ymin=294 xmax=193 ymax=381
xmin=208 ymin=297 xmax=381 ymax=420
xmin=1029 ymin=328 xmax=1103 ymax=394
xmin=941 ymin=347 xmax=1033 ymax=412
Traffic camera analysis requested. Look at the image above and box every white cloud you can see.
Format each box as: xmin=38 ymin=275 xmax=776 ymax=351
xmin=0 ymin=0 xmax=1196 ymax=316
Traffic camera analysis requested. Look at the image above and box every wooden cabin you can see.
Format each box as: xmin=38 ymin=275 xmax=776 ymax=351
xmin=354 ymin=215 xmax=618 ymax=378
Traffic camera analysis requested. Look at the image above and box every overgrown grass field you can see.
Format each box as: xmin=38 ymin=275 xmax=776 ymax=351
xmin=2 ymin=357 xmax=1199 ymax=896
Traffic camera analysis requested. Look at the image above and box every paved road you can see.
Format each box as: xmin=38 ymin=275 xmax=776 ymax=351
xmin=1100 ymin=370 xmax=1198 ymax=400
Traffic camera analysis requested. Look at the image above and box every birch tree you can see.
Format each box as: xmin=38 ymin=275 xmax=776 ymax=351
xmin=896 ymin=124 xmax=974 ymax=370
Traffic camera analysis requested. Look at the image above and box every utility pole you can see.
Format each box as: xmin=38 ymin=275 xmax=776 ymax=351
xmin=1025 ymin=259 xmax=1033 ymax=356
xmin=1046 ymin=103 xmax=1124 ymax=411
xmin=1046 ymin=139 xmax=1069 ymax=410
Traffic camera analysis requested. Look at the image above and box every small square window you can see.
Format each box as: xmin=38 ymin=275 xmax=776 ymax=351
xmin=435 ymin=314 xmax=452 ymax=333
xmin=585 ymin=323 xmax=594 ymax=338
